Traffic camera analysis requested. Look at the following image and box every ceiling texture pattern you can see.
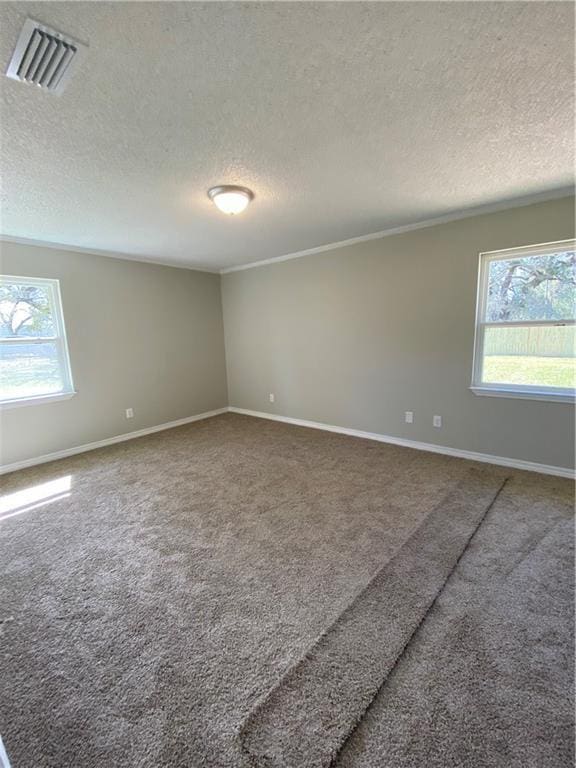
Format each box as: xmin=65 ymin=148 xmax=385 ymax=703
xmin=0 ymin=1 xmax=573 ymax=271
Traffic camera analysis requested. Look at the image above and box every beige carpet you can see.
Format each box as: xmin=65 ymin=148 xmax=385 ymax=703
xmin=241 ymin=470 xmax=506 ymax=767
xmin=0 ymin=413 xmax=573 ymax=767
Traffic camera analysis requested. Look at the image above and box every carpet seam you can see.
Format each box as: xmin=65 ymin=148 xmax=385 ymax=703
xmin=238 ymin=471 xmax=509 ymax=767
xmin=237 ymin=478 xmax=463 ymax=748
xmin=327 ymin=475 xmax=510 ymax=768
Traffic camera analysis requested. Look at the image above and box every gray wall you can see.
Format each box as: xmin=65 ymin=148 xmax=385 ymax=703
xmin=222 ymin=197 xmax=575 ymax=470
xmin=0 ymin=242 xmax=228 ymax=466
xmin=2 ymin=198 xmax=574 ymax=471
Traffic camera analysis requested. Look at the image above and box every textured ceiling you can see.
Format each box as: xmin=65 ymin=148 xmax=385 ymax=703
xmin=0 ymin=2 xmax=574 ymax=271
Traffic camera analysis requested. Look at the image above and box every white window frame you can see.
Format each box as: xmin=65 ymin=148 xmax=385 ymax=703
xmin=0 ymin=275 xmax=76 ymax=409
xmin=471 ymin=240 xmax=576 ymax=404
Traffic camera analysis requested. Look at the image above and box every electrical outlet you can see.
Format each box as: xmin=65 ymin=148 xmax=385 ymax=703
xmin=269 ymin=393 xmax=275 ymax=403
xmin=405 ymin=411 xmax=414 ymax=424
xmin=125 ymin=408 xmax=134 ymax=419
xmin=433 ymin=414 xmax=442 ymax=428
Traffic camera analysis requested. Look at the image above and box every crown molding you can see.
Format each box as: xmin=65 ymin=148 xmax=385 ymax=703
xmin=220 ymin=187 xmax=574 ymax=274
xmin=1 ymin=187 xmax=572 ymax=276
xmin=0 ymin=235 xmax=219 ymax=274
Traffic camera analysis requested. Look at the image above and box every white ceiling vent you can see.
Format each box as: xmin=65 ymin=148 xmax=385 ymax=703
xmin=5 ymin=18 xmax=87 ymax=94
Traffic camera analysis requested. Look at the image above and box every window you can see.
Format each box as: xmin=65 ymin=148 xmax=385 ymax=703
xmin=0 ymin=276 xmax=74 ymax=407
xmin=472 ymin=240 xmax=575 ymax=402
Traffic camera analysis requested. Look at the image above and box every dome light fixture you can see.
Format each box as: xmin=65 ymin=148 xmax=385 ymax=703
xmin=208 ymin=185 xmax=254 ymax=215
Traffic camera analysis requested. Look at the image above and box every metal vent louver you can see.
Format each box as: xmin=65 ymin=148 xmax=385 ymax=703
xmin=5 ymin=18 xmax=87 ymax=94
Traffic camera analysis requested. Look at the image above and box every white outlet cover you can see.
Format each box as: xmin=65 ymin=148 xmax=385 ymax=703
xmin=125 ymin=408 xmax=134 ymax=418
xmin=405 ymin=411 xmax=413 ymax=424
xmin=269 ymin=394 xmax=275 ymax=403
xmin=433 ymin=415 xmax=442 ymax=428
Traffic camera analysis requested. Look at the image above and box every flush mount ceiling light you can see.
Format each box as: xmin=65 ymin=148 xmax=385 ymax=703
xmin=208 ymin=185 xmax=254 ymax=215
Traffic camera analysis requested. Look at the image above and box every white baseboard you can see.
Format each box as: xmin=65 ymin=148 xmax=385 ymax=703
xmin=3 ymin=405 xmax=573 ymax=480
xmin=229 ymin=407 xmax=575 ymax=479
xmin=0 ymin=408 xmax=228 ymax=475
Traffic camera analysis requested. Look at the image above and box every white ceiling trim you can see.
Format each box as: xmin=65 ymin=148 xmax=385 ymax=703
xmin=220 ymin=188 xmax=574 ymax=275
xmin=1 ymin=3 xmax=573 ymax=269
xmin=0 ymin=188 xmax=572 ymax=276
xmin=0 ymin=235 xmax=219 ymax=274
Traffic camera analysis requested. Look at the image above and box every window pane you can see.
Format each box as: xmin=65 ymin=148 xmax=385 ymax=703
xmin=482 ymin=325 xmax=576 ymax=389
xmin=485 ymin=250 xmax=575 ymax=323
xmin=0 ymin=342 xmax=64 ymax=401
xmin=0 ymin=282 xmax=56 ymax=338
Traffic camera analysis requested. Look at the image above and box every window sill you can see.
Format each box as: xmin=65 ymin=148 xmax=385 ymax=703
xmin=0 ymin=391 xmax=77 ymax=410
xmin=470 ymin=386 xmax=575 ymax=404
